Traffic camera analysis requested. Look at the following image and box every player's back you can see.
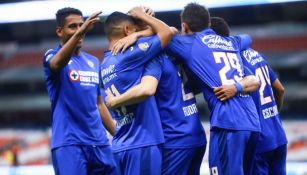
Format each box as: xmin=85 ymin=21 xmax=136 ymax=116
xmin=167 ymin=28 xmax=260 ymax=131
xmin=100 ymin=36 xmax=164 ymax=152
xmin=241 ymin=48 xmax=288 ymax=152
xmin=43 ymin=47 xmax=109 ymax=149
xmin=148 ymin=54 xmax=206 ymax=148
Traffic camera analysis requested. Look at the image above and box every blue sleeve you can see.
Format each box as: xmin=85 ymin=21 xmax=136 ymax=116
xmin=240 ymin=49 xmax=255 ymax=76
xmin=43 ymin=49 xmax=56 ymax=68
xmin=142 ymin=57 xmax=163 ymax=81
xmin=165 ymin=34 xmax=192 ymax=63
xmin=43 ymin=49 xmax=58 ymax=77
xmin=232 ymin=34 xmax=252 ymax=51
xmin=120 ymin=35 xmax=162 ymax=69
xmin=268 ymin=65 xmax=277 ymax=83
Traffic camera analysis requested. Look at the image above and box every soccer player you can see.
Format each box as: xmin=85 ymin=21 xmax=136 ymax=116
xmin=43 ymin=8 xmax=117 ymax=175
xmin=210 ymin=16 xmax=288 ymax=175
xmin=105 ymin=10 xmax=206 ymax=175
xmin=165 ymin=3 xmax=262 ymax=175
xmin=100 ymin=7 xmax=173 ymax=175
xmin=105 ymin=53 xmax=206 ymax=175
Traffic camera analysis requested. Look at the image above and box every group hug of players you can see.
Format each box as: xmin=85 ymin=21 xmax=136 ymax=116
xmin=43 ymin=2 xmax=288 ymax=175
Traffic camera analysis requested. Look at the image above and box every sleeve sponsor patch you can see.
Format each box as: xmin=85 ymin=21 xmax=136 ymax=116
xmin=138 ymin=42 xmax=149 ymax=51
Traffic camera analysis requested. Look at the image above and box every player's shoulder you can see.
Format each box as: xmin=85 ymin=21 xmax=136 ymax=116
xmin=44 ymin=49 xmax=55 ymax=57
xmin=241 ymin=48 xmax=267 ymax=66
xmin=135 ymin=35 xmax=159 ymax=50
xmin=81 ymin=51 xmax=99 ymax=63
xmin=119 ymin=36 xmax=156 ymax=57
xmin=44 ymin=46 xmax=60 ymax=55
xmin=101 ymin=51 xmax=116 ymax=68
xmin=230 ymin=34 xmax=251 ymax=43
xmin=138 ymin=35 xmax=156 ymax=41
xmin=136 ymin=34 xmax=159 ymax=44
xmin=172 ymin=33 xmax=195 ymax=44
xmin=43 ymin=47 xmax=60 ymax=63
xmin=228 ymin=34 xmax=252 ymax=51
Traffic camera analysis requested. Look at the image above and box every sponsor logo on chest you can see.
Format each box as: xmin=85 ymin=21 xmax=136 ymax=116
xmin=68 ymin=69 xmax=99 ymax=86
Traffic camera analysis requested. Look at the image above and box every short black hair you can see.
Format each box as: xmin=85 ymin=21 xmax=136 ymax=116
xmin=210 ymin=17 xmax=230 ymax=37
xmin=104 ymin=11 xmax=135 ymax=38
xmin=56 ymin=7 xmax=83 ymax=27
xmin=181 ymin=3 xmax=210 ymax=32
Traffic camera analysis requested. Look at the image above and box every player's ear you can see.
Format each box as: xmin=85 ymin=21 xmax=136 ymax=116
xmin=123 ymin=25 xmax=129 ymax=36
xmin=181 ymin=22 xmax=190 ymax=34
xmin=56 ymin=26 xmax=63 ymax=37
xmin=123 ymin=24 xmax=136 ymax=36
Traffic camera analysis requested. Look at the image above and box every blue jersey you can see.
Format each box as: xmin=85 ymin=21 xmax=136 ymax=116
xmin=100 ymin=35 xmax=164 ymax=152
xmin=43 ymin=46 xmax=109 ymax=149
xmin=241 ymin=48 xmax=288 ymax=152
xmin=143 ymin=54 xmax=206 ymax=148
xmin=166 ymin=28 xmax=260 ymax=131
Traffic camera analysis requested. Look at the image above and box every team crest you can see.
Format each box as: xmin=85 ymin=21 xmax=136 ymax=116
xmin=138 ymin=42 xmax=149 ymax=51
xmin=87 ymin=60 xmax=94 ymax=68
xmin=69 ymin=70 xmax=80 ymax=81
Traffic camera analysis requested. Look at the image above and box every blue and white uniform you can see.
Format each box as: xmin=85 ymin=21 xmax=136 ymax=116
xmin=166 ymin=29 xmax=261 ymax=175
xmin=241 ymin=48 xmax=288 ymax=175
xmin=143 ymin=54 xmax=207 ymax=175
xmin=43 ymin=46 xmax=117 ymax=175
xmin=100 ymin=35 xmax=164 ymax=175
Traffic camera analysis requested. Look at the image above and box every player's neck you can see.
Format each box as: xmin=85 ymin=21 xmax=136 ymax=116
xmin=108 ymin=34 xmax=127 ymax=50
xmin=74 ymin=48 xmax=81 ymax=56
xmin=59 ymin=43 xmax=81 ymax=56
xmin=108 ymin=38 xmax=121 ymax=50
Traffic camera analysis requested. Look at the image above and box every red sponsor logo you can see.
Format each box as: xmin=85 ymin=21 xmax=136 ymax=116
xmin=69 ymin=70 xmax=80 ymax=81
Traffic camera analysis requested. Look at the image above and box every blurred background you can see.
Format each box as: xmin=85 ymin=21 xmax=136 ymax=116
xmin=0 ymin=0 xmax=307 ymax=174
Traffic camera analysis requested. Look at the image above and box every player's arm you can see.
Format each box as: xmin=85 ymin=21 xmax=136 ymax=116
xmin=97 ymin=95 xmax=116 ymax=136
xmin=105 ymin=76 xmax=158 ymax=109
xmin=128 ymin=6 xmax=173 ymax=48
xmin=112 ymin=26 xmax=179 ymax=56
xmin=111 ymin=26 xmax=154 ymax=55
xmin=266 ymin=64 xmax=284 ymax=111
xmin=112 ymin=6 xmax=174 ymax=55
xmin=272 ymin=79 xmax=285 ymax=111
xmin=106 ymin=57 xmax=161 ymax=109
xmin=111 ymin=6 xmax=154 ymax=55
xmin=214 ymin=75 xmax=260 ymax=102
xmin=239 ymin=75 xmax=261 ymax=94
xmin=111 ymin=26 xmax=180 ymax=55
xmin=232 ymin=34 xmax=252 ymax=50
xmin=49 ymin=11 xmax=101 ymax=72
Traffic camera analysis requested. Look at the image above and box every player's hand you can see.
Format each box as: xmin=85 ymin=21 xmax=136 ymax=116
xmin=213 ymin=84 xmax=237 ymax=102
xmin=111 ymin=33 xmax=138 ymax=55
xmin=128 ymin=6 xmax=146 ymax=19
xmin=143 ymin=6 xmax=155 ymax=16
xmin=105 ymin=90 xmax=116 ymax=109
xmin=78 ymin=11 xmax=102 ymax=35
xmin=105 ymin=89 xmax=117 ymax=109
